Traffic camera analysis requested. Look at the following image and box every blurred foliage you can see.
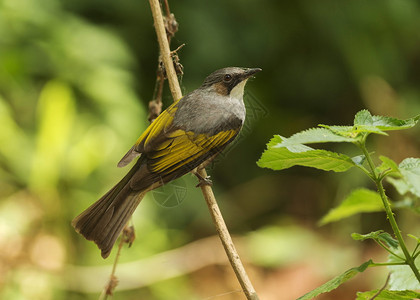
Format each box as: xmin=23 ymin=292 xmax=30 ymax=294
xmin=1 ymin=0 xmax=420 ymax=299
xmin=319 ymin=188 xmax=384 ymax=225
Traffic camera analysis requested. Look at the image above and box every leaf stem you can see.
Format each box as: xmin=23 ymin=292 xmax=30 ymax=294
xmin=412 ymin=243 xmax=420 ymax=257
xmin=358 ymin=141 xmax=420 ymax=284
xmin=354 ymin=164 xmax=375 ymax=180
xmin=370 ymin=262 xmax=407 ymax=267
xmin=375 ymin=240 xmax=404 ymax=261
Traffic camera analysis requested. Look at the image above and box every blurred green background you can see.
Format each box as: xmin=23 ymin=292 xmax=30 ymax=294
xmin=1 ymin=0 xmax=419 ymax=299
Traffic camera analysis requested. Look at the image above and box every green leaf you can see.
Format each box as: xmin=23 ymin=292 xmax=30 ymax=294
xmin=265 ymin=134 xmax=283 ymax=147
xmin=351 ymin=231 xmax=399 ymax=248
xmin=357 ymin=125 xmax=389 ymax=135
xmin=407 ymin=234 xmax=420 ymax=244
xmin=352 ymin=110 xmax=388 ymax=135
xmin=298 ymin=260 xmax=373 ymax=300
xmin=399 ymin=158 xmax=420 ymax=197
xmin=319 ymin=189 xmax=384 ymax=225
xmin=275 ymin=128 xmax=356 ymax=147
xmin=386 ymin=177 xmax=412 ymax=196
xmin=320 ymin=111 xmax=420 ymax=138
xmin=354 ymin=109 xmax=374 ymax=126
xmin=322 ymin=124 xmax=388 ymax=137
xmin=354 ymin=110 xmax=420 ymax=131
xmin=378 ymin=233 xmax=399 ymax=249
xmin=352 ymin=154 xmax=366 ymax=166
xmin=372 ymin=114 xmax=420 ymax=131
xmin=257 ymin=136 xmax=355 ymax=172
xmin=376 ymin=155 xmax=401 ymax=176
xmin=356 ymin=289 xmax=420 ymax=300
xmin=388 ymin=249 xmax=420 ymax=290
xmin=319 ymin=124 xmax=362 ymax=138
xmin=379 ymin=155 xmax=400 ymax=173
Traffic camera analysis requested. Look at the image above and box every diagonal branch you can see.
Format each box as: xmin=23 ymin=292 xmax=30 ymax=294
xmin=148 ymin=0 xmax=259 ymax=299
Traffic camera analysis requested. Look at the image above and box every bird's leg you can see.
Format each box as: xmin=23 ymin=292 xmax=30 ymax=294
xmin=193 ymin=169 xmax=213 ymax=187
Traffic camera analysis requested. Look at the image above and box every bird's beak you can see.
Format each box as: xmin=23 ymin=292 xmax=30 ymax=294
xmin=242 ymin=68 xmax=262 ymax=79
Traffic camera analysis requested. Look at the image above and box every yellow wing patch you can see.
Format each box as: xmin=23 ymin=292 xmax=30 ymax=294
xmin=149 ymin=129 xmax=237 ymax=174
xmin=134 ymin=99 xmax=180 ymax=152
xmin=127 ymin=97 xmax=238 ymax=175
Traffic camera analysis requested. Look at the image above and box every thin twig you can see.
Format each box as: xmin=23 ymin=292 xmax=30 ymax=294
xmin=148 ymin=0 xmax=259 ymax=299
xmin=149 ymin=0 xmax=182 ymax=100
xmin=148 ymin=68 xmax=164 ymax=122
xmin=99 ymin=226 xmax=135 ymax=299
xmin=369 ymin=273 xmax=390 ymax=300
xmin=170 ymin=43 xmax=185 ymax=55
xmin=163 ymin=0 xmax=171 ymax=18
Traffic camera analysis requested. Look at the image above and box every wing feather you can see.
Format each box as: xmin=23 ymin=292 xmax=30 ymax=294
xmin=148 ymin=129 xmax=238 ymax=174
xmin=117 ymin=99 xmax=180 ymax=167
xmin=118 ymin=96 xmax=241 ymax=188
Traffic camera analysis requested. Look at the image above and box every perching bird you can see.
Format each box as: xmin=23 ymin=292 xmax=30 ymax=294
xmin=72 ymin=67 xmax=262 ymax=258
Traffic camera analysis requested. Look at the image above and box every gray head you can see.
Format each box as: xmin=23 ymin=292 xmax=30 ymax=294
xmin=201 ymin=67 xmax=262 ymax=96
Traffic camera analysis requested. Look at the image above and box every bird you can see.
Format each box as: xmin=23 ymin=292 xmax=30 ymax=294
xmin=72 ymin=67 xmax=262 ymax=258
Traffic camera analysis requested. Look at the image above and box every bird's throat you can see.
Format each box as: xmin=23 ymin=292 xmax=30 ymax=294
xmin=230 ymin=79 xmax=248 ymax=102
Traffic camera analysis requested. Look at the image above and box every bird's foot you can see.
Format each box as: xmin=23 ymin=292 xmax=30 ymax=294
xmin=194 ymin=173 xmax=213 ymax=187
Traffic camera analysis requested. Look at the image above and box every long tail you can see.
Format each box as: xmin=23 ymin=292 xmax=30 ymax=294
xmin=72 ymin=160 xmax=146 ymax=258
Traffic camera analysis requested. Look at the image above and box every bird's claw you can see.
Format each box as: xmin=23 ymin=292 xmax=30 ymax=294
xmin=195 ymin=175 xmax=213 ymax=187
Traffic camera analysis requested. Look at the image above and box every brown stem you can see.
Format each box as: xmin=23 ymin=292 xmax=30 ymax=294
xmin=148 ymin=0 xmax=259 ymax=299
xmin=99 ymin=226 xmax=135 ymax=299
xmin=148 ymin=70 xmax=164 ymax=123
xmin=163 ymin=0 xmax=171 ymax=18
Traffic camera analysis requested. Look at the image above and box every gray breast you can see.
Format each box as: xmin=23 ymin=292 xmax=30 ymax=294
xmin=173 ymin=88 xmax=245 ymax=135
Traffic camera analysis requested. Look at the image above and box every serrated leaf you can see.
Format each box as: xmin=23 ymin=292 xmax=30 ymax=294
xmin=319 ymin=189 xmax=383 ymax=225
xmin=298 ymin=260 xmax=373 ymax=300
xmin=265 ymin=135 xmax=313 ymax=152
xmin=322 ymin=123 xmax=388 ymax=137
xmin=351 ymin=231 xmax=399 ymax=248
xmin=354 ymin=109 xmax=374 ymax=126
xmin=356 ymin=125 xmax=389 ymax=135
xmin=356 ymin=289 xmax=420 ymax=300
xmin=275 ymin=128 xmax=356 ymax=147
xmin=354 ymin=109 xmax=420 ymax=130
xmin=399 ymin=158 xmax=420 ymax=197
xmin=372 ymin=114 xmax=420 ymax=131
xmin=352 ymin=110 xmax=390 ymax=135
xmin=319 ymin=125 xmax=359 ymax=138
xmin=265 ymin=135 xmax=283 ymax=148
xmin=321 ymin=111 xmax=419 ymax=138
xmin=257 ymin=136 xmax=355 ymax=172
xmin=378 ymin=155 xmax=400 ymax=174
xmin=388 ymin=249 xmax=420 ymax=290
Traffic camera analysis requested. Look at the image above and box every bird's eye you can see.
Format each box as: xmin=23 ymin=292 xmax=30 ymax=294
xmin=223 ymin=74 xmax=232 ymax=82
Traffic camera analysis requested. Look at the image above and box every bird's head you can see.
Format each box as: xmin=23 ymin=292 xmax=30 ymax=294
xmin=201 ymin=67 xmax=262 ymax=99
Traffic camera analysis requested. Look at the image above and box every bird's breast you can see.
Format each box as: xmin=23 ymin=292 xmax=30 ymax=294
xmin=173 ymin=91 xmax=245 ymax=135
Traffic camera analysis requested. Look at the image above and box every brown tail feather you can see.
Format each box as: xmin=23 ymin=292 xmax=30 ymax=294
xmin=72 ymin=161 xmax=147 ymax=258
